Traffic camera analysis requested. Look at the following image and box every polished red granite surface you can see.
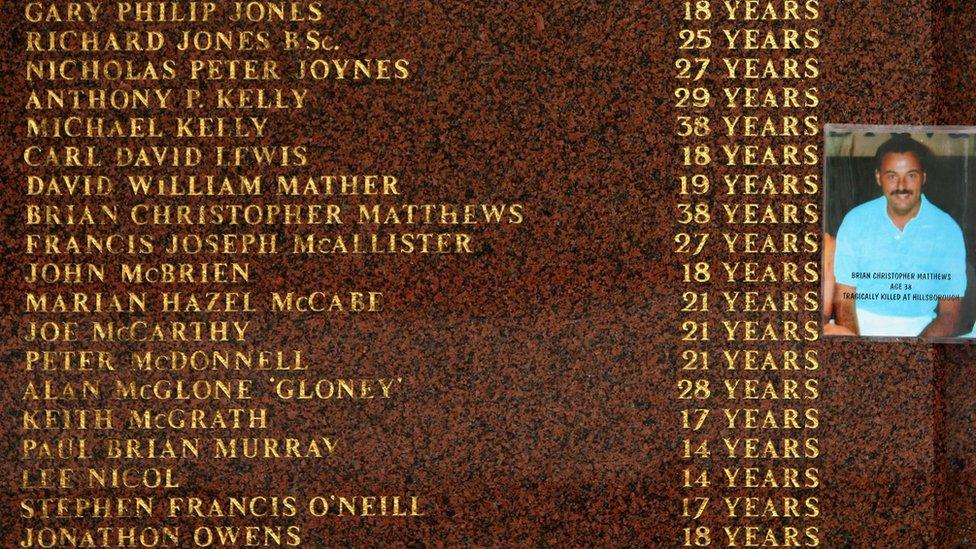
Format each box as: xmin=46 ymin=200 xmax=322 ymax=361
xmin=0 ymin=1 xmax=975 ymax=547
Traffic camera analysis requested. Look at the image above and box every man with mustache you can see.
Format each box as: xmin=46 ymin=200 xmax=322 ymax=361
xmin=831 ymin=134 xmax=967 ymax=337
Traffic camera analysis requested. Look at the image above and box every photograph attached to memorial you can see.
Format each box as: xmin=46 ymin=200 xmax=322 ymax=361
xmin=823 ymin=125 xmax=976 ymax=341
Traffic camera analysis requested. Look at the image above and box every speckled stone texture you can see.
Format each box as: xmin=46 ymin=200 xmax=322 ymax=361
xmin=934 ymin=4 xmax=976 ymax=548
xmin=0 ymin=0 xmax=975 ymax=547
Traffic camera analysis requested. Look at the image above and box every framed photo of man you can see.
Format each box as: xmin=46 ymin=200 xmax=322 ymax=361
xmin=823 ymin=125 xmax=976 ymax=341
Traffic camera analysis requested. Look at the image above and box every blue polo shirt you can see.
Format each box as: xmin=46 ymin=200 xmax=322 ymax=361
xmin=834 ymin=194 xmax=967 ymax=317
